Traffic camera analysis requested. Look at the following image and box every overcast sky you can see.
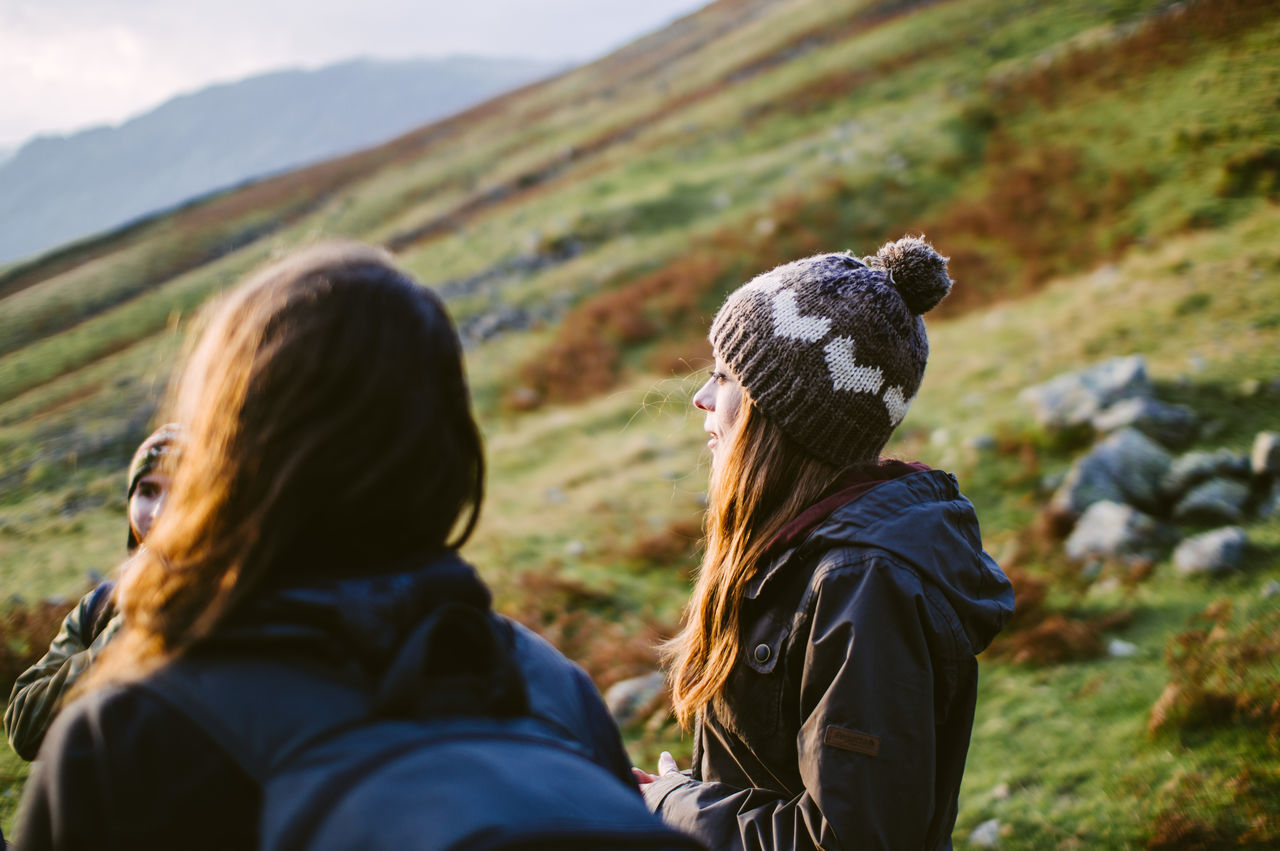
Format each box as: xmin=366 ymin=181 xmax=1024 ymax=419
xmin=0 ymin=0 xmax=709 ymax=149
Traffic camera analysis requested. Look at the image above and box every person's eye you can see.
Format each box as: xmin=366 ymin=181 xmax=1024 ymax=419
xmin=710 ymin=371 xmax=729 ymax=385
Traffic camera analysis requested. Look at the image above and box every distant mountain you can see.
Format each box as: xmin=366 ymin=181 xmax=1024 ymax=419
xmin=0 ymin=56 xmax=562 ymax=264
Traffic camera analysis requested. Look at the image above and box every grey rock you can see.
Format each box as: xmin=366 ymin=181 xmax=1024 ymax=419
xmin=1052 ymin=428 xmax=1173 ymax=516
xmin=1065 ymin=501 xmax=1170 ymax=561
xmin=1260 ymin=479 xmax=1280 ymax=519
xmin=966 ymin=434 xmax=998 ymax=452
xmin=1020 ymin=356 xmax=1151 ymax=430
xmin=460 ymin=305 xmax=535 ymax=344
xmin=1092 ymin=397 xmax=1199 ymax=449
xmin=1162 ymin=449 xmax=1250 ymax=500
xmin=1174 ymin=526 xmax=1247 ymax=577
xmin=1251 ymin=431 xmax=1280 ymax=477
xmin=969 ymin=819 xmax=1002 ymax=848
xmin=1173 ymin=478 xmax=1251 ymax=523
xmin=603 ymin=671 xmax=666 ymax=726
xmin=1261 ymin=580 xmax=1280 ymax=600
xmin=1108 ymin=638 xmax=1139 ymax=658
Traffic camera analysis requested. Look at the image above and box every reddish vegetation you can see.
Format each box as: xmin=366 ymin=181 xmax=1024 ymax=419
xmin=985 ymin=566 xmax=1133 ymax=666
xmin=1148 ymin=601 xmax=1280 ymax=741
xmin=919 ymin=138 xmax=1148 ymax=312
xmin=499 ymin=571 xmax=674 ymax=692
xmin=1145 ymin=767 xmax=1280 ymax=849
xmin=0 ymin=596 xmax=80 ymax=695
xmin=628 ymin=518 xmax=704 ymax=568
xmin=522 ymin=254 xmax=725 ymax=401
xmin=745 ymin=46 xmax=936 ymax=124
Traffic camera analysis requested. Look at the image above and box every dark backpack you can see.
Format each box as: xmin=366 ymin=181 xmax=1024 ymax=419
xmin=140 ymin=603 xmax=702 ymax=851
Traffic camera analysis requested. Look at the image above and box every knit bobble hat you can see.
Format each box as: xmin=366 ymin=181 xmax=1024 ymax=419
xmin=709 ymin=235 xmax=952 ymax=467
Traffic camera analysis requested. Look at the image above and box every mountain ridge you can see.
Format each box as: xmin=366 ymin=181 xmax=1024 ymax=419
xmin=0 ymin=54 xmax=563 ymax=265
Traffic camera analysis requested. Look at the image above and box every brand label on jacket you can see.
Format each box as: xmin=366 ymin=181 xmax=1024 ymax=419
xmin=824 ymin=725 xmax=880 ymax=757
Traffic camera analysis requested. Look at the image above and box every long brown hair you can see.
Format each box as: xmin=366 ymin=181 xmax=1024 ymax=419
xmin=663 ymin=390 xmax=842 ymax=728
xmin=91 ymin=243 xmax=484 ymax=686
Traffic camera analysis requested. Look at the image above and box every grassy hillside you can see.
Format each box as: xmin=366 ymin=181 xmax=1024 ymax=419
xmin=2 ymin=0 xmax=1278 ymax=844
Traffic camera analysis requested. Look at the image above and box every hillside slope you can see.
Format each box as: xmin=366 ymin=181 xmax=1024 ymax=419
xmin=1 ymin=0 xmax=1277 ymax=844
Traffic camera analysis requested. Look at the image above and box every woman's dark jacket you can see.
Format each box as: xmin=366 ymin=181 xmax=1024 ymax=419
xmin=15 ymin=553 xmax=646 ymax=850
xmin=643 ymin=465 xmax=1015 ymax=850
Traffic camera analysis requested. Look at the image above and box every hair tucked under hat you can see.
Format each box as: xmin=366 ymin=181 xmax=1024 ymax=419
xmin=709 ymin=235 xmax=952 ymax=466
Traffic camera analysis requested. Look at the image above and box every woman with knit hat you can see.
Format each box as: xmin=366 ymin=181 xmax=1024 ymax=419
xmin=4 ymin=424 xmax=182 ymax=760
xmin=635 ymin=237 xmax=1015 ymax=849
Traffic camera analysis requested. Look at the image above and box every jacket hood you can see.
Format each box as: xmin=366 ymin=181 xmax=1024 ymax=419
xmin=203 ymin=551 xmax=492 ymax=677
xmin=749 ymin=469 xmax=1014 ymax=653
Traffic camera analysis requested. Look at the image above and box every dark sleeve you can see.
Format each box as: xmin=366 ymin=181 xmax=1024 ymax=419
xmin=505 ymin=619 xmax=639 ymax=790
xmin=4 ymin=588 xmax=121 ymax=761
xmin=646 ymin=559 xmax=947 ymax=850
xmin=14 ymin=684 xmax=258 ymax=851
xmin=569 ymin=664 xmax=642 ymax=790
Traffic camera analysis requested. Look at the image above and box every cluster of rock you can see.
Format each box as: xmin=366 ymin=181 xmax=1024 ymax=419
xmin=1021 ymin=356 xmax=1279 ymax=576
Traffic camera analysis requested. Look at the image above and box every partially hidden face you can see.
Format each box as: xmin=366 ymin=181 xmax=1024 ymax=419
xmin=129 ymin=472 xmax=172 ymax=544
xmin=693 ymin=354 xmax=744 ymax=465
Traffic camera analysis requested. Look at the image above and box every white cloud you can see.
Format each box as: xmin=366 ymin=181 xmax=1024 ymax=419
xmin=0 ymin=0 xmax=707 ymax=147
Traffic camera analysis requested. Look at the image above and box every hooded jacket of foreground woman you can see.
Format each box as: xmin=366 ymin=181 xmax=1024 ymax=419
xmin=638 ymin=237 xmax=1015 ymax=850
xmin=15 ymin=244 xmax=698 ymax=851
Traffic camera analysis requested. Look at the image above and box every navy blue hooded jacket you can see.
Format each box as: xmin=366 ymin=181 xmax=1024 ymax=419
xmin=16 ymin=553 xmax=684 ymax=850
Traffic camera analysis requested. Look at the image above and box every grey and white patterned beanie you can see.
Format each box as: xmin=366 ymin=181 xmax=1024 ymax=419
xmin=709 ymin=235 xmax=952 ymax=467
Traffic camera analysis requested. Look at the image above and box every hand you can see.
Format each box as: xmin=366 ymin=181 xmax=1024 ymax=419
xmin=633 ymin=751 xmax=681 ymax=790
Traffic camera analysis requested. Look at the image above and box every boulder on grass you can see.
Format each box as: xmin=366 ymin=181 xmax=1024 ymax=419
xmin=603 ymin=671 xmax=666 ymax=726
xmin=1092 ymin=397 xmax=1199 ymax=449
xmin=1252 ymin=431 xmax=1280 ymax=477
xmin=1162 ymin=449 xmax=1250 ymax=501
xmin=1172 ymin=477 xmax=1251 ymax=523
xmin=1259 ymin=479 xmax=1280 ymax=519
xmin=1065 ymin=501 xmax=1171 ymax=562
xmin=1052 ymin=428 xmax=1173 ymax=517
xmin=1173 ymin=526 xmax=1247 ymax=577
xmin=1020 ymin=356 xmax=1151 ymax=431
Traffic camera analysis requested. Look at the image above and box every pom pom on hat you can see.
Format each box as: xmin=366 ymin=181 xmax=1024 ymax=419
xmin=866 ymin=235 xmax=952 ymax=315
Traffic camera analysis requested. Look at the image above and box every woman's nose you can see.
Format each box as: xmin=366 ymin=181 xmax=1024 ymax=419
xmin=693 ymin=380 xmax=715 ymax=412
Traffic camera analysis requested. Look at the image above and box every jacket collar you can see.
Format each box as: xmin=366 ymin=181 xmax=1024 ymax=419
xmin=744 ymin=463 xmax=947 ymax=600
